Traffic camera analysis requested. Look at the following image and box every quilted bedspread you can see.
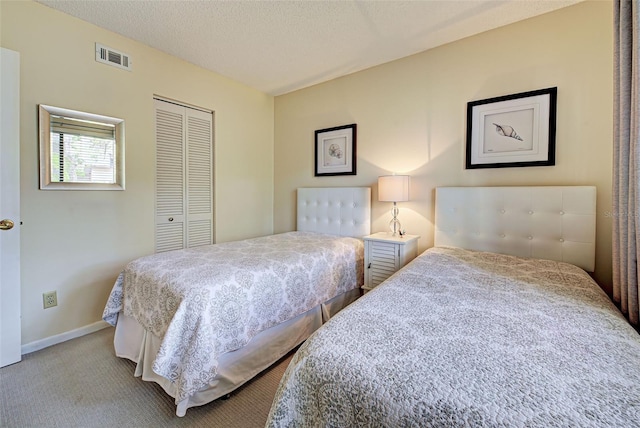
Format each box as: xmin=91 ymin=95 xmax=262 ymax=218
xmin=102 ymin=231 xmax=363 ymax=406
xmin=267 ymin=247 xmax=640 ymax=427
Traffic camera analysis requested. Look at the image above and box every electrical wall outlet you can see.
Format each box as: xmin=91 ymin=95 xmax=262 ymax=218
xmin=43 ymin=291 xmax=57 ymax=309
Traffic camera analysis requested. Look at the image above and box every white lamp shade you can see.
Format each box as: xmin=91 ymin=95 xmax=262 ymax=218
xmin=378 ymin=175 xmax=409 ymax=202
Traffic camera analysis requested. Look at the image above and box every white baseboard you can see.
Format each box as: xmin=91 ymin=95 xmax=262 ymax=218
xmin=21 ymin=320 xmax=111 ymax=355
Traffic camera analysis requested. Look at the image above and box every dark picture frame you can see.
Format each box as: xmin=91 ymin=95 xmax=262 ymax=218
xmin=466 ymin=87 xmax=557 ymax=169
xmin=314 ymin=124 xmax=357 ymax=176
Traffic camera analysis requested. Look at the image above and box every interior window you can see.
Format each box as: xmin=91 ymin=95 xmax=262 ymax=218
xmin=38 ymin=105 xmax=125 ymax=190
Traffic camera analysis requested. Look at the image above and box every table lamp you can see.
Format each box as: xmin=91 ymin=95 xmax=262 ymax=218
xmin=378 ymin=175 xmax=409 ymax=236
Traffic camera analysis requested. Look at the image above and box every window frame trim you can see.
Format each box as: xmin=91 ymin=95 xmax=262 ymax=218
xmin=38 ymin=104 xmax=125 ymax=190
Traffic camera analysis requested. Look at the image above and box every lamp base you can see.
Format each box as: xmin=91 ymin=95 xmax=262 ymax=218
xmin=389 ymin=203 xmax=401 ymax=236
xmin=389 ymin=218 xmax=402 ymax=236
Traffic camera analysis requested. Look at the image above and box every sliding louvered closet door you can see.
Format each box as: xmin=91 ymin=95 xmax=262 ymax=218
xmin=154 ymin=99 xmax=214 ymax=253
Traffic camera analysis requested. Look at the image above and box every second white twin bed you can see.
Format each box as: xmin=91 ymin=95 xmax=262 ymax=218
xmin=266 ymin=186 xmax=640 ymax=427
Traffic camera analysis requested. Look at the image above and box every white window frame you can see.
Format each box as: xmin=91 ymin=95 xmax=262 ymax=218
xmin=38 ymin=104 xmax=125 ymax=190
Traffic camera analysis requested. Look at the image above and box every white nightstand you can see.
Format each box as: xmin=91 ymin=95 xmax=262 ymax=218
xmin=363 ymin=232 xmax=420 ymax=292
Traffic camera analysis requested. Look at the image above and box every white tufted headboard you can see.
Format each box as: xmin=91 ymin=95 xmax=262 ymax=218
xmin=297 ymin=187 xmax=371 ymax=238
xmin=435 ymin=186 xmax=596 ymax=272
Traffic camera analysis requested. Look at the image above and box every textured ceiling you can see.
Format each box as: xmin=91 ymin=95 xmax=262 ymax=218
xmin=36 ymin=0 xmax=582 ymax=96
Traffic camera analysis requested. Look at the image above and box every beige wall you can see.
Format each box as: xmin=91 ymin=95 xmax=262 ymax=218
xmin=0 ymin=0 xmax=614 ymax=346
xmin=274 ymin=1 xmax=614 ymax=292
xmin=1 ymin=1 xmax=274 ymax=345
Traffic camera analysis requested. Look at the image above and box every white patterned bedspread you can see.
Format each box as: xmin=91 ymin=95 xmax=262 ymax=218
xmin=267 ymin=246 xmax=640 ymax=427
xmin=102 ymin=231 xmax=363 ymax=406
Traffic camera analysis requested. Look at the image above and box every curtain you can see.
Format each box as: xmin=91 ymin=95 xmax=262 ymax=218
xmin=613 ymin=0 xmax=640 ymax=326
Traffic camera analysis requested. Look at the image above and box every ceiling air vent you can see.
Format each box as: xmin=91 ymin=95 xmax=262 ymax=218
xmin=95 ymin=43 xmax=132 ymax=71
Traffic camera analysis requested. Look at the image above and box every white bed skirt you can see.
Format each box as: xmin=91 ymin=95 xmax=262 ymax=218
xmin=113 ymin=288 xmax=361 ymax=416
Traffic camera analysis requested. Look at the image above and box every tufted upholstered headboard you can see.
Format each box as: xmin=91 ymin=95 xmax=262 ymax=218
xmin=297 ymin=187 xmax=371 ymax=238
xmin=435 ymin=186 xmax=596 ymax=272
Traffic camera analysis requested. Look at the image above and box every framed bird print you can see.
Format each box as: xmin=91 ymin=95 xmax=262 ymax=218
xmin=465 ymin=87 xmax=557 ymax=169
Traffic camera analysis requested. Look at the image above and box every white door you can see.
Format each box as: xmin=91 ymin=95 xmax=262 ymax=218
xmin=0 ymin=47 xmax=21 ymax=367
xmin=154 ymin=99 xmax=214 ymax=253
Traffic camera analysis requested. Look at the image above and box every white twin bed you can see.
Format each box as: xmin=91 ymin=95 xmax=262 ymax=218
xmin=266 ymin=186 xmax=640 ymax=427
xmin=103 ymin=187 xmax=371 ymax=416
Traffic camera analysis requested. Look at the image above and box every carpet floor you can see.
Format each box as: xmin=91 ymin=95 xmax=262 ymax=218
xmin=0 ymin=327 xmax=292 ymax=428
